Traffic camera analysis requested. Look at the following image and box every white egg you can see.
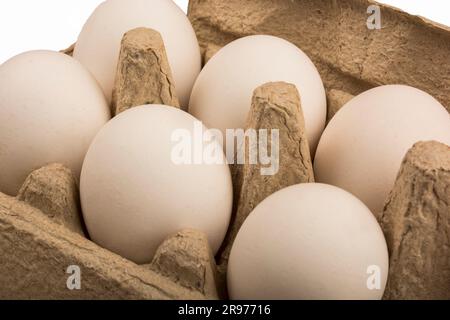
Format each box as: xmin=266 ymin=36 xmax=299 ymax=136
xmin=0 ymin=50 xmax=110 ymax=196
xmin=314 ymin=85 xmax=450 ymax=215
xmin=228 ymin=183 xmax=389 ymax=300
xmin=73 ymin=0 xmax=201 ymax=108
xmin=189 ymin=35 xmax=327 ymax=154
xmin=80 ymin=105 xmax=233 ymax=263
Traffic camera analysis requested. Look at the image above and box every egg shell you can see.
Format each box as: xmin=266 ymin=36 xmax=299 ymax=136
xmin=73 ymin=0 xmax=201 ymax=108
xmin=80 ymin=105 xmax=233 ymax=264
xmin=188 ymin=35 xmax=327 ymax=155
xmin=0 ymin=50 xmax=110 ymax=196
xmin=228 ymin=183 xmax=389 ymax=300
xmin=314 ymin=85 xmax=450 ymax=215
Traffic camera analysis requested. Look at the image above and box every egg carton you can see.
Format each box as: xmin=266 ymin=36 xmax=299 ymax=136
xmin=0 ymin=0 xmax=449 ymax=300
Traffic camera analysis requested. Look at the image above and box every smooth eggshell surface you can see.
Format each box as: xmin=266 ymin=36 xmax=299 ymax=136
xmin=80 ymin=105 xmax=233 ymax=264
xmin=0 ymin=50 xmax=110 ymax=196
xmin=228 ymin=183 xmax=389 ymax=300
xmin=314 ymin=85 xmax=450 ymax=216
xmin=73 ymin=0 xmax=201 ymax=108
xmin=188 ymin=35 xmax=327 ymax=155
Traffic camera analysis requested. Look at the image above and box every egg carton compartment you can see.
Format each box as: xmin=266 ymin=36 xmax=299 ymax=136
xmin=0 ymin=0 xmax=449 ymax=300
xmin=188 ymin=0 xmax=450 ymax=114
xmin=0 ymin=172 xmax=210 ymax=299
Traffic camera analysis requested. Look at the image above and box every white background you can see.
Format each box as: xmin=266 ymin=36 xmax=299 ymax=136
xmin=0 ymin=0 xmax=449 ymax=64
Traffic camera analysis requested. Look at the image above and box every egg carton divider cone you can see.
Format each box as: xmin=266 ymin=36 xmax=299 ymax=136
xmin=380 ymin=141 xmax=450 ymax=300
xmin=1 ymin=0 xmax=449 ymax=299
xmin=111 ymin=27 xmax=181 ymax=115
xmin=215 ymin=81 xmax=315 ymax=282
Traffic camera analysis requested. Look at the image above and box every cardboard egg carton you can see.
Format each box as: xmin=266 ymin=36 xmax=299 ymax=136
xmin=0 ymin=0 xmax=449 ymax=300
